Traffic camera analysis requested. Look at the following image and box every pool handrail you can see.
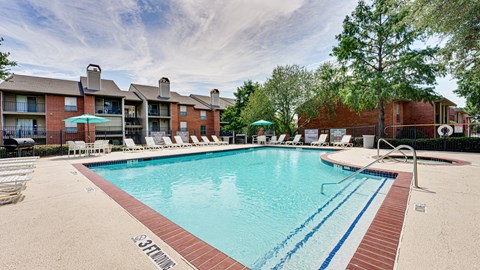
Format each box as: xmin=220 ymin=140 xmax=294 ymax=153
xmin=377 ymin=138 xmax=408 ymax=163
xmin=321 ymin=145 xmax=418 ymax=194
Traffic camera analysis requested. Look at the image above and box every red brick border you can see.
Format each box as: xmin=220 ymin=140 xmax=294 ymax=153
xmin=73 ymin=163 xmax=248 ymax=270
xmin=321 ymin=152 xmax=412 ymax=270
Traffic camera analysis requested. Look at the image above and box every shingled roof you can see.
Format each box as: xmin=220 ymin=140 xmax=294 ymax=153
xmin=190 ymin=94 xmax=235 ymax=110
xmin=0 ymin=74 xmax=82 ymax=96
xmin=131 ymin=83 xmax=211 ymax=109
xmin=80 ymin=76 xmax=125 ymax=97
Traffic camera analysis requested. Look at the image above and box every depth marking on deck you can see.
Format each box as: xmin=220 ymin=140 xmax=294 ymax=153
xmin=132 ymin=235 xmax=177 ymax=270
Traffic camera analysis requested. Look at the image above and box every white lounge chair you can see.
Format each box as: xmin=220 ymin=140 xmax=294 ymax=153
xmin=123 ymin=138 xmax=144 ymax=152
xmin=0 ymin=191 xmax=23 ymax=205
xmin=272 ymin=134 xmax=286 ymax=144
xmin=0 ymin=156 xmax=39 ymax=162
xmin=162 ymin=137 xmax=181 ymax=148
xmin=311 ymin=134 xmax=329 ymax=146
xmin=285 ymin=135 xmax=303 ymax=145
xmin=333 ymin=135 xmax=353 ymax=147
xmin=0 ymin=162 xmax=35 ymax=170
xmin=0 ymin=169 xmax=34 ymax=177
xmin=190 ymin=136 xmax=208 ymax=146
xmin=145 ymin=137 xmax=163 ymax=150
xmin=201 ymin=136 xmax=217 ymax=146
xmin=212 ymin=135 xmax=228 ymax=145
xmin=267 ymin=136 xmax=278 ymax=144
xmin=257 ymin=135 xmax=267 ymax=144
xmin=74 ymin=141 xmax=88 ymax=156
xmin=174 ymin=136 xmax=192 ymax=147
xmin=0 ymin=174 xmax=32 ymax=184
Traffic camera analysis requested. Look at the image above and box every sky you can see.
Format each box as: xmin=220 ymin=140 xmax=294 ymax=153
xmin=0 ymin=0 xmax=465 ymax=106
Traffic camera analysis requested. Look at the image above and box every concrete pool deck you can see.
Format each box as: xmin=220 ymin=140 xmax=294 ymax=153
xmin=0 ymin=145 xmax=479 ymax=269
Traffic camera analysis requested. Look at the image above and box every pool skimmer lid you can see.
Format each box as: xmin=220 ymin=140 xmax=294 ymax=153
xmin=414 ymin=203 xmax=426 ymax=213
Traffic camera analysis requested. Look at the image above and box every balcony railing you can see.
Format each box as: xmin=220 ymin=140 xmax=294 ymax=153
xmin=148 ymin=109 xmax=170 ymax=117
xmin=125 ymin=117 xmax=142 ymax=126
xmin=3 ymin=101 xmax=45 ymax=113
xmin=95 ymin=107 xmax=122 ymax=115
xmin=95 ymin=126 xmax=123 ymax=135
xmin=2 ymin=126 xmax=47 ymax=137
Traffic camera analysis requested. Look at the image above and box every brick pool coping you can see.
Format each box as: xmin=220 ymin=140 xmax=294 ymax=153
xmin=73 ymin=163 xmax=248 ymax=270
xmin=321 ymin=152 xmax=412 ymax=270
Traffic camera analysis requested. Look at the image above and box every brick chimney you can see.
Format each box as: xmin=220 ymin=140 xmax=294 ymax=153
xmin=86 ymin=64 xmax=101 ymax=90
xmin=158 ymin=77 xmax=170 ymax=98
xmin=210 ymin=89 xmax=220 ymax=108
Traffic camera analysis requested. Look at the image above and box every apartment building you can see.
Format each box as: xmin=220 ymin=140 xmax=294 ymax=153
xmin=302 ymin=98 xmax=472 ymax=138
xmin=0 ymin=65 xmax=234 ymax=145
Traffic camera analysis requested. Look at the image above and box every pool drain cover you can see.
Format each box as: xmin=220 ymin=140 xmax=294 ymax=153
xmin=414 ymin=203 xmax=426 ymax=213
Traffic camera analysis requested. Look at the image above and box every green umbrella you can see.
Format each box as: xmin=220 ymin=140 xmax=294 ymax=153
xmin=64 ymin=114 xmax=110 ymax=142
xmin=251 ymin=120 xmax=273 ymax=126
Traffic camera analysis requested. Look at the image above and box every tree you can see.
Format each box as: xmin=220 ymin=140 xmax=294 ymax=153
xmin=221 ymin=80 xmax=260 ymax=132
xmin=262 ymin=65 xmax=315 ymax=135
xmin=332 ymin=0 xmax=440 ymax=137
xmin=240 ymin=88 xmax=276 ymax=135
xmin=406 ymin=0 xmax=480 ymax=116
xmin=0 ymin=37 xmax=17 ymax=80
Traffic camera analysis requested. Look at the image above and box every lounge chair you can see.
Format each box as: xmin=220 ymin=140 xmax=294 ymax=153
xmin=0 ymin=169 xmax=34 ymax=177
xmin=0 ymin=174 xmax=32 ymax=184
xmin=0 ymin=192 xmax=23 ymax=205
xmin=162 ymin=137 xmax=181 ymax=148
xmin=311 ymin=134 xmax=329 ymax=146
xmin=123 ymin=138 xmax=144 ymax=152
xmin=74 ymin=141 xmax=88 ymax=156
xmin=190 ymin=136 xmax=208 ymax=146
xmin=285 ymin=135 xmax=303 ymax=145
xmin=0 ymin=156 xmax=39 ymax=162
xmin=174 ymin=136 xmax=192 ymax=147
xmin=145 ymin=137 xmax=163 ymax=150
xmin=257 ymin=135 xmax=267 ymax=144
xmin=212 ymin=135 xmax=228 ymax=145
xmin=201 ymin=136 xmax=217 ymax=146
xmin=271 ymin=134 xmax=286 ymax=144
xmin=268 ymin=136 xmax=278 ymax=144
xmin=333 ymin=135 xmax=353 ymax=147
xmin=0 ymin=162 xmax=35 ymax=171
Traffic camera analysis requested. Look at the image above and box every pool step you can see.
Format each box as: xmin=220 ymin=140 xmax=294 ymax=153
xmin=253 ymin=177 xmax=387 ymax=270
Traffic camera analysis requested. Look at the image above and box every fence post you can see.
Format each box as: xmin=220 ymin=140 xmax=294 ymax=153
xmin=413 ymin=124 xmax=417 ymax=149
xmin=60 ymin=130 xmax=63 ymax=156
xmin=352 ymin=126 xmax=356 ymax=139
xmin=373 ymin=125 xmax=376 ymax=138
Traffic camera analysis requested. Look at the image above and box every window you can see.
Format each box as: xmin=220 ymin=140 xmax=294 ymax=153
xmin=180 ymin=105 xmax=187 ymax=116
xmin=200 ymin=125 xmax=207 ymax=135
xmin=200 ymin=110 xmax=207 ymax=120
xmin=396 ymin=103 xmax=400 ymax=122
xmin=65 ymin=97 xmax=77 ymax=112
xmin=65 ymin=122 xmax=78 ymax=133
xmin=180 ymin=122 xmax=187 ymax=132
xmin=148 ymin=104 xmax=159 ymax=116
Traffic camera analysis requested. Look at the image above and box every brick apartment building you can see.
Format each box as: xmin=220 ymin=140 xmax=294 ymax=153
xmin=303 ymin=99 xmax=472 ymax=139
xmin=0 ymin=64 xmax=234 ymax=145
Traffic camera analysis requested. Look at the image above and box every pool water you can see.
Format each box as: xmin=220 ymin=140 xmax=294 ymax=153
xmin=90 ymin=147 xmax=393 ymax=269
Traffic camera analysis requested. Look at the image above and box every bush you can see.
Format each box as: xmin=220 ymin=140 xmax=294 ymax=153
xmin=378 ymin=137 xmax=480 ymax=152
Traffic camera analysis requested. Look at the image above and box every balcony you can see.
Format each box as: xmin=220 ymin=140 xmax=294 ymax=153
xmin=125 ymin=117 xmax=142 ymax=127
xmin=3 ymin=101 xmax=45 ymax=113
xmin=95 ymin=126 xmax=123 ymax=136
xmin=95 ymin=106 xmax=122 ymax=115
xmin=2 ymin=126 xmax=47 ymax=138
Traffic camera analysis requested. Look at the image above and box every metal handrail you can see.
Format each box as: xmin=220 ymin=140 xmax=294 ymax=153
xmin=321 ymin=145 xmax=419 ymax=194
xmin=377 ymin=138 xmax=408 ymax=162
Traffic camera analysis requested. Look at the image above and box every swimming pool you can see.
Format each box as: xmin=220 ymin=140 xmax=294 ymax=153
xmin=89 ymin=147 xmax=394 ymax=269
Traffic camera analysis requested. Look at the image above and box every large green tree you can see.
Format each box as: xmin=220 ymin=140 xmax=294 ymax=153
xmin=332 ymin=0 xmax=440 ymax=137
xmin=262 ymin=65 xmax=314 ymax=135
xmin=221 ymin=80 xmax=260 ymax=132
xmin=407 ymin=0 xmax=480 ymax=116
xmin=0 ymin=37 xmax=17 ymax=80
xmin=240 ymin=87 xmax=276 ymax=135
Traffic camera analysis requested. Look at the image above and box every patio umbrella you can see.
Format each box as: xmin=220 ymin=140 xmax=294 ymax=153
xmin=63 ymin=114 xmax=109 ymax=142
xmin=251 ymin=120 xmax=273 ymax=126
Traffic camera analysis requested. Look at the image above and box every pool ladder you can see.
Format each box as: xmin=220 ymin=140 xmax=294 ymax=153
xmin=321 ymin=144 xmax=419 ymax=194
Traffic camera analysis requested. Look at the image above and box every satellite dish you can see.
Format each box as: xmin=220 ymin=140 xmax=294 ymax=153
xmin=437 ymin=125 xmax=453 ymax=137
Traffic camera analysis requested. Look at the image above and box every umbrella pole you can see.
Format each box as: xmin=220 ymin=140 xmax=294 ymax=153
xmin=87 ymin=119 xmax=90 ymax=143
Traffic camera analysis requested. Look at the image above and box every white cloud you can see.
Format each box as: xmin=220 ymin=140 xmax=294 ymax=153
xmin=0 ymin=0 xmax=464 ymax=106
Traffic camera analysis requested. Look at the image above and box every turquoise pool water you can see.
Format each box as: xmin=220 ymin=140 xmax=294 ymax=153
xmin=90 ymin=147 xmax=393 ymax=269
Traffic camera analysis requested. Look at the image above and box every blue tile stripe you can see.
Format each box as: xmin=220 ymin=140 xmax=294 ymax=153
xmin=271 ymin=178 xmax=369 ymax=270
xmin=252 ymin=177 xmax=366 ymax=269
xmin=318 ymin=178 xmax=388 ymax=270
